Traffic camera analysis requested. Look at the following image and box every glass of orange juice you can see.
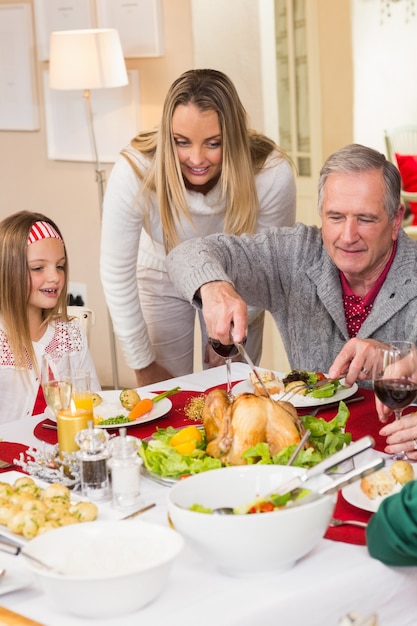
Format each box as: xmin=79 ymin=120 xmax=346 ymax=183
xmin=68 ymin=370 xmax=93 ymax=416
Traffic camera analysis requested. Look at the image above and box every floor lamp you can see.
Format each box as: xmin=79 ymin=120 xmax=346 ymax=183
xmin=49 ymin=29 xmax=128 ymax=390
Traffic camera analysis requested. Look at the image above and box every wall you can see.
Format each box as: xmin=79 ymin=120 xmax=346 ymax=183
xmin=352 ymin=0 xmax=417 ymax=152
xmin=317 ymin=0 xmax=353 ymax=159
xmin=0 ymin=0 xmax=194 ymax=388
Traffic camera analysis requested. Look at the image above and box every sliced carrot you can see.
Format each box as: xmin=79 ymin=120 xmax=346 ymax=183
xmin=127 ymin=397 xmax=153 ymax=421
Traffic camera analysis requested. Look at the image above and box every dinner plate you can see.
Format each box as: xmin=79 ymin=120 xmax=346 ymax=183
xmin=0 ymin=565 xmax=33 ymax=596
xmin=46 ymin=392 xmax=172 ymax=428
xmin=94 ymin=391 xmax=172 ymax=429
xmin=342 ymin=460 xmax=417 ymax=513
xmin=232 ymin=370 xmax=358 ymax=408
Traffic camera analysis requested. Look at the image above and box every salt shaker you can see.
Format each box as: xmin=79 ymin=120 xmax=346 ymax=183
xmin=75 ymin=423 xmax=110 ymax=500
xmin=108 ymin=428 xmax=143 ymax=510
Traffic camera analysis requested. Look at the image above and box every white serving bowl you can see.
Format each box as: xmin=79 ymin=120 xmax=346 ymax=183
xmin=168 ymin=464 xmax=336 ymax=577
xmin=23 ymin=520 xmax=184 ymax=618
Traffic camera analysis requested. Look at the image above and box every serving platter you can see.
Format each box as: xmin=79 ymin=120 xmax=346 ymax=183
xmin=342 ymin=460 xmax=417 ymax=513
xmin=0 ymin=471 xmax=124 ymax=547
xmin=232 ymin=370 xmax=358 ymax=408
xmin=141 ymin=426 xmax=206 ymax=487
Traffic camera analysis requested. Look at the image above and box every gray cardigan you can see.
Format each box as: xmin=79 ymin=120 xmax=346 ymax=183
xmin=167 ymin=223 xmax=417 ymax=372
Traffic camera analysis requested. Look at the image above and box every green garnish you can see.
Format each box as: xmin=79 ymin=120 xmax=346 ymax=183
xmin=188 ymin=503 xmax=213 ymax=514
xmin=97 ymin=415 xmax=131 ymax=426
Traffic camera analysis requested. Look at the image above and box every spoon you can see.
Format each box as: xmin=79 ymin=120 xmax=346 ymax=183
xmin=285 ymin=429 xmax=311 ymax=467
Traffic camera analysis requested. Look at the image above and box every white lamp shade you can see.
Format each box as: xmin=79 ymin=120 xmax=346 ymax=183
xmin=49 ymin=29 xmax=128 ymax=90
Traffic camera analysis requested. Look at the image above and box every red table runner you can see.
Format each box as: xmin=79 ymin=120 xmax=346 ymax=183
xmin=31 ymin=383 xmax=406 ymax=546
xmin=33 ymin=389 xmax=208 ymax=444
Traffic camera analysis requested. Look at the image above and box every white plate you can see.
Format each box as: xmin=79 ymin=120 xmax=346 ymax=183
xmin=47 ymin=392 xmax=172 ymax=428
xmin=0 ymin=564 xmax=33 ymax=596
xmin=94 ymin=392 xmax=172 ymax=428
xmin=342 ymin=460 xmax=417 ymax=513
xmin=232 ymin=370 xmax=358 ymax=408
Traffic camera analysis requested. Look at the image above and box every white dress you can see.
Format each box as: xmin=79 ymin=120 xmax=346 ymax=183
xmin=0 ymin=319 xmax=100 ymax=423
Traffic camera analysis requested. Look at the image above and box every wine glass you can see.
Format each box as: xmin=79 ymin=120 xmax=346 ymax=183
xmin=208 ymin=340 xmax=242 ymax=401
xmin=372 ymin=341 xmax=417 ymax=460
xmin=41 ymin=353 xmax=72 ymax=419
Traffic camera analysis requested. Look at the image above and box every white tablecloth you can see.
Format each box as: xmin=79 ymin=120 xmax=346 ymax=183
xmin=0 ymin=363 xmax=416 ymax=626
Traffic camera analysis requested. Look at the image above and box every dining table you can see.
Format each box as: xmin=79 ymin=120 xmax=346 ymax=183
xmin=0 ymin=362 xmax=416 ymax=626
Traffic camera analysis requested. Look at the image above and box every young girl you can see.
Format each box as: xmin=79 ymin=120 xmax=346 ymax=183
xmin=101 ymin=68 xmax=296 ymax=387
xmin=0 ymin=211 xmax=100 ymax=423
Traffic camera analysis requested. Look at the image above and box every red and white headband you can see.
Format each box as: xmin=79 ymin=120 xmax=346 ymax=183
xmin=27 ymin=221 xmax=63 ymax=246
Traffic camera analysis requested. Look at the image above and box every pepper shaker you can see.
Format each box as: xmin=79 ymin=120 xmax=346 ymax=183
xmin=108 ymin=428 xmax=143 ymax=510
xmin=75 ymin=423 xmax=110 ymax=500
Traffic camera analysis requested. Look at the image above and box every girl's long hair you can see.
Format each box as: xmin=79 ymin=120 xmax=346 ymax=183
xmin=122 ymin=68 xmax=289 ymax=252
xmin=0 ymin=211 xmax=69 ymax=370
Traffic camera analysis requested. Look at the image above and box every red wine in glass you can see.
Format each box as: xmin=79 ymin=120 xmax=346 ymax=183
xmin=208 ymin=338 xmax=246 ymax=400
xmin=374 ymin=379 xmax=417 ymax=410
xmin=373 ymin=341 xmax=417 ymax=460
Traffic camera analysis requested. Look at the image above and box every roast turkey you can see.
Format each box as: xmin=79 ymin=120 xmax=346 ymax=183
xmin=202 ymin=389 xmax=304 ymax=465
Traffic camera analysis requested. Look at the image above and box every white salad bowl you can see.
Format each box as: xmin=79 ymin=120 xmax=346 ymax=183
xmin=168 ymin=464 xmax=335 ymax=577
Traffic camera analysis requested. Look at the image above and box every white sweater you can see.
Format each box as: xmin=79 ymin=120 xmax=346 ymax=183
xmin=100 ymin=146 xmax=296 ymax=370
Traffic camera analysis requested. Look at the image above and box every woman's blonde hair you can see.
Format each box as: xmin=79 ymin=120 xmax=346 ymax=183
xmin=123 ymin=68 xmax=287 ymax=251
xmin=0 ymin=211 xmax=69 ymax=370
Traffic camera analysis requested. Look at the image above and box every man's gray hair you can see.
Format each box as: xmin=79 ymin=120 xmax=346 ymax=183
xmin=318 ymin=143 xmax=401 ymax=220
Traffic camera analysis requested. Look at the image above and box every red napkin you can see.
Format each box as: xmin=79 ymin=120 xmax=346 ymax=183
xmin=323 ymin=492 xmax=372 ymax=545
xmin=0 ymin=441 xmax=32 ymax=473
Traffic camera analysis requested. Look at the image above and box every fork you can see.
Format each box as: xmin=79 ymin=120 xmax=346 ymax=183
xmin=278 ymin=374 xmax=347 ymax=402
xmin=329 ymin=517 xmax=368 ymax=529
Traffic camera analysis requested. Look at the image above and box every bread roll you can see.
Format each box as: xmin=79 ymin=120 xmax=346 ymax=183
xmin=360 ymin=469 xmax=396 ymax=499
xmin=249 ymin=371 xmax=284 ymax=396
xmin=390 ymin=460 xmax=414 ymax=485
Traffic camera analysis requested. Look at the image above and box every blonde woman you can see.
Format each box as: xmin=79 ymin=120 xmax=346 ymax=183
xmin=100 ymin=68 xmax=296 ymax=387
xmin=0 ymin=211 xmax=100 ymax=422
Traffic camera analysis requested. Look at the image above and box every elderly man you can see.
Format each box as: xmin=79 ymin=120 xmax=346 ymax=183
xmin=167 ymin=143 xmax=417 ymax=459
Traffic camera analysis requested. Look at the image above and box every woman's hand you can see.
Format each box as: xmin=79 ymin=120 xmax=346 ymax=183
xmin=135 ymin=362 xmax=173 ymax=387
xmin=379 ymin=413 xmax=417 ymax=461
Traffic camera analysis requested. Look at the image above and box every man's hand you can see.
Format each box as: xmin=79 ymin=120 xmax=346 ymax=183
xmin=200 ymin=281 xmax=248 ymax=344
xmin=328 ymin=338 xmax=388 ymax=386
